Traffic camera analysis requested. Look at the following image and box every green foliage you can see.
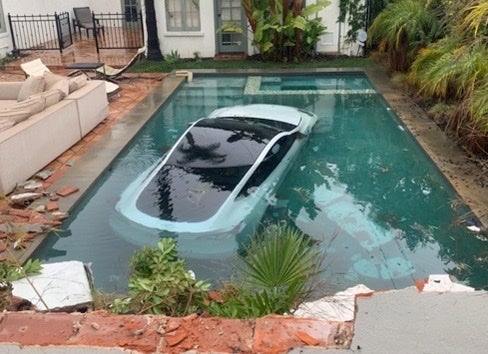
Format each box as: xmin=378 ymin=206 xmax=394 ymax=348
xmin=368 ymin=0 xmax=447 ymax=71
xmin=110 ymin=238 xmax=211 ymax=316
xmin=206 ymin=225 xmax=324 ymax=318
xmin=0 ymin=258 xmax=43 ymax=282
xmin=193 ymin=51 xmax=202 ymax=62
xmin=1 ymin=258 xmax=43 ymax=311
xmin=406 ymin=0 xmax=488 ymax=153
xmin=129 ymin=56 xmax=372 ymax=73
xmin=164 ymin=50 xmax=181 ymax=64
xmin=338 ymin=0 xmax=367 ymax=43
xmin=243 ymin=0 xmax=330 ymax=62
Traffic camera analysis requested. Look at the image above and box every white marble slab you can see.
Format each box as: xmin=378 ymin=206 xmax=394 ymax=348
xmin=12 ymin=260 xmax=93 ymax=312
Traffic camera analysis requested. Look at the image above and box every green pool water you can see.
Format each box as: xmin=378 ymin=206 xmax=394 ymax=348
xmin=33 ymin=74 xmax=487 ymax=294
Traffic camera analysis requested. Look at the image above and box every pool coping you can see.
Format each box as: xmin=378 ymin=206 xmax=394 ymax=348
xmin=23 ymin=66 xmax=487 ymax=263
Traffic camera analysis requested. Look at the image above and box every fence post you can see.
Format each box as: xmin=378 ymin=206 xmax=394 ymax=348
xmin=7 ymin=13 xmax=20 ymax=57
xmin=54 ymin=12 xmax=63 ymax=53
xmin=67 ymin=13 xmax=73 ymax=47
xmin=93 ymin=11 xmax=100 ymax=53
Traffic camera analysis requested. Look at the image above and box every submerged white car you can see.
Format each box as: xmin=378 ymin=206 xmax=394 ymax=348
xmin=116 ymin=104 xmax=317 ymax=237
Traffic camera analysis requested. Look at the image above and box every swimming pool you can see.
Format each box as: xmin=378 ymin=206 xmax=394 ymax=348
xmin=33 ymin=73 xmax=487 ymax=294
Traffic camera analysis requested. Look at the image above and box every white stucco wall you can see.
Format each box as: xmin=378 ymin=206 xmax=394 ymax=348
xmin=156 ymin=0 xmax=216 ymax=58
xmin=316 ymin=0 xmax=364 ymax=55
xmin=0 ymin=0 xmax=361 ymax=60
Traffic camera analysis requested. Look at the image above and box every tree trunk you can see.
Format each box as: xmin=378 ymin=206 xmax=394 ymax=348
xmin=292 ymin=0 xmax=304 ymax=61
xmin=242 ymin=0 xmax=257 ymax=33
xmin=145 ymin=0 xmax=163 ymax=60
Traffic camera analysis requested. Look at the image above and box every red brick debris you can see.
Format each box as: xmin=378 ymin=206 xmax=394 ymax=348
xmin=0 ymin=311 xmax=354 ymax=353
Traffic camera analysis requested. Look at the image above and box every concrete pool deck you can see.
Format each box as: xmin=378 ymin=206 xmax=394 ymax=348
xmin=1 ymin=64 xmax=487 ymax=352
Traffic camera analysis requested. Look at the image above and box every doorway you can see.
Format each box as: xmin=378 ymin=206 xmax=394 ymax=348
xmin=215 ymin=0 xmax=247 ymax=54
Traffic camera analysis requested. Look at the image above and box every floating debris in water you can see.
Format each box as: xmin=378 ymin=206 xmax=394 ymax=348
xmin=465 ymin=219 xmax=482 ymax=233
xmin=467 ymin=225 xmax=481 ymax=233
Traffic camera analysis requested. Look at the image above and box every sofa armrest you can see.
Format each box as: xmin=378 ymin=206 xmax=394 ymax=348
xmin=65 ymin=80 xmax=108 ymax=137
xmin=0 ymin=82 xmax=22 ymax=100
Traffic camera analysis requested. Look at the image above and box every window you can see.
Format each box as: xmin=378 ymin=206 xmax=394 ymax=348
xmin=165 ymin=0 xmax=200 ymax=32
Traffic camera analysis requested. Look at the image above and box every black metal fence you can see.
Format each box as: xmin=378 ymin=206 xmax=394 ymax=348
xmin=7 ymin=11 xmax=143 ymax=54
xmin=93 ymin=12 xmax=144 ymax=52
xmin=8 ymin=12 xmax=73 ymax=54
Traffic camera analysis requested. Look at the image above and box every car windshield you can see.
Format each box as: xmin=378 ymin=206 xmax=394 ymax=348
xmin=136 ymin=117 xmax=296 ymax=222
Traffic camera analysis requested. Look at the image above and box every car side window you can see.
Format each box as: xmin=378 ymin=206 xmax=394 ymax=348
xmin=238 ymin=134 xmax=296 ymax=197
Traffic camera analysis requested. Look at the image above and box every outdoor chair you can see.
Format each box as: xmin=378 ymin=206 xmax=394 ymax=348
xmin=20 ymin=58 xmax=120 ymax=97
xmin=20 ymin=58 xmax=51 ymax=77
xmin=73 ymin=7 xmax=104 ymax=38
xmin=95 ymin=46 xmax=146 ymax=82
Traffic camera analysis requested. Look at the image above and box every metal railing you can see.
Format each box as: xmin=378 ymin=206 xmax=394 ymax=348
xmin=93 ymin=12 xmax=144 ymax=52
xmin=8 ymin=12 xmax=73 ymax=54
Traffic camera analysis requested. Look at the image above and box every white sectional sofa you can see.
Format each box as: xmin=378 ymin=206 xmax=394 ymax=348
xmin=0 ymin=75 xmax=109 ymax=195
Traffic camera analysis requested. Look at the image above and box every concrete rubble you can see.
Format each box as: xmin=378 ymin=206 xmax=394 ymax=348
xmin=11 ymin=261 xmax=93 ymax=312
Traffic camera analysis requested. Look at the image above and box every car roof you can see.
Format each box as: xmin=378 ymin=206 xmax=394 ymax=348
xmin=207 ymin=104 xmax=304 ymax=127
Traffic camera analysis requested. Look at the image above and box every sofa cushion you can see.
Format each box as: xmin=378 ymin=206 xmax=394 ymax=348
xmin=68 ymin=75 xmax=88 ymax=93
xmin=0 ymin=100 xmax=17 ymax=110
xmin=0 ymin=96 xmax=46 ymax=124
xmin=44 ymin=71 xmax=70 ymax=96
xmin=17 ymin=76 xmax=45 ymax=102
xmin=0 ymin=119 xmax=15 ymax=133
xmin=29 ymin=89 xmax=65 ymax=108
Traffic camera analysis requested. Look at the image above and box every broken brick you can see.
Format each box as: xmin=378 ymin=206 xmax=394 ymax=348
xmin=56 ymin=186 xmax=80 ymax=197
xmin=46 ymin=201 xmax=59 ymax=212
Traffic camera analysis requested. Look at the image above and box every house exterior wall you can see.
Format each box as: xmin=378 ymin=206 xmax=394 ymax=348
xmin=152 ymin=0 xmax=359 ymax=59
xmin=317 ymin=0 xmax=344 ymax=54
xmin=317 ymin=0 xmax=363 ymax=56
xmin=155 ymin=0 xmax=216 ymax=58
xmin=0 ymin=0 xmax=361 ymax=60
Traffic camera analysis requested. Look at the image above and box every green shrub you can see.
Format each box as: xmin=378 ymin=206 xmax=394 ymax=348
xmin=110 ymin=238 xmax=210 ymax=316
xmin=164 ymin=50 xmax=181 ymax=64
xmin=0 ymin=258 xmax=43 ymax=282
xmin=0 ymin=258 xmax=43 ymax=311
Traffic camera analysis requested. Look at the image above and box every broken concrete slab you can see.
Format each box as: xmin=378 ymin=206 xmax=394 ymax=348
xmin=11 ymin=260 xmax=93 ymax=312
xmin=294 ymin=284 xmax=373 ymax=322
xmin=421 ymin=274 xmax=475 ymax=293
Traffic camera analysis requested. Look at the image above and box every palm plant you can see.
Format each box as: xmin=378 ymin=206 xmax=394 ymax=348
xmin=408 ymin=38 xmax=486 ymax=100
xmin=207 ymin=224 xmax=324 ymax=318
xmin=460 ymin=0 xmax=488 ymax=37
xmin=368 ymin=0 xmax=446 ymax=71
xmin=408 ymin=0 xmax=488 ymax=153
